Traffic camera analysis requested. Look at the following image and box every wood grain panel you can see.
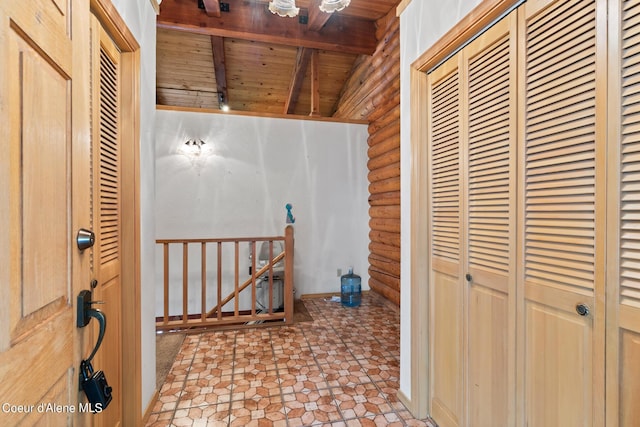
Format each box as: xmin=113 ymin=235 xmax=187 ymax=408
xmin=225 ymin=38 xmax=298 ymax=114
xmin=431 ymin=271 xmax=463 ymax=427
xmin=464 ymin=16 xmax=516 ymax=426
xmin=620 ymin=0 xmax=640 ymax=307
xmin=92 ymin=24 xmax=124 ymax=425
xmin=156 ymin=29 xmax=218 ymax=109
xmin=467 ymin=32 xmax=511 ymax=277
xmin=20 ymin=46 xmax=69 ymax=318
xmin=521 ymin=0 xmax=604 ymax=424
xmin=468 ymin=285 xmax=508 ymax=424
xmin=620 ymin=329 xmax=640 ymax=425
xmin=609 ymin=1 xmax=640 ymax=424
xmin=524 ymin=0 xmax=598 ymax=293
xmin=430 ymin=66 xmax=461 ymax=265
xmin=525 ymin=301 xmax=593 ymax=426
xmin=98 ymin=46 xmax=120 ymax=269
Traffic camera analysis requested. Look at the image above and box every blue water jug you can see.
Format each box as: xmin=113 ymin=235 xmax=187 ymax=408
xmin=341 ymin=267 xmax=361 ymax=307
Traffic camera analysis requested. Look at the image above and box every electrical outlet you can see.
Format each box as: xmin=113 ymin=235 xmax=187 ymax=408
xmin=337 ymin=268 xmax=342 ymax=277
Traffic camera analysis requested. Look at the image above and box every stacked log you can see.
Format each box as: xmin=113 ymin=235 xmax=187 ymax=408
xmin=333 ymin=10 xmax=400 ymax=306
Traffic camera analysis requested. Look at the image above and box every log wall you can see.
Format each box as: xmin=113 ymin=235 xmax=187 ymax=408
xmin=333 ymin=10 xmax=400 ymax=306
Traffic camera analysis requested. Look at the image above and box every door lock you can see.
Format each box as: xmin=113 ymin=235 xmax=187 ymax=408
xmin=576 ymin=303 xmax=590 ymax=317
xmin=76 ymin=228 xmax=95 ymax=251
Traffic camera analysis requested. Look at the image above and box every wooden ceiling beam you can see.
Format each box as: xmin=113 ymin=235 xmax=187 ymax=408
xmin=309 ymin=49 xmax=321 ymax=117
xmin=307 ymin=0 xmax=332 ymax=32
xmin=158 ymin=0 xmax=377 ymax=55
xmin=210 ymin=36 xmax=228 ymax=106
xmin=202 ymin=0 xmax=221 ymax=17
xmin=284 ymin=47 xmax=313 ymax=114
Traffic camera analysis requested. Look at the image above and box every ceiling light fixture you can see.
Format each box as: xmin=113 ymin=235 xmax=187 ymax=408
xmin=268 ymin=0 xmax=299 ymax=17
xmin=319 ymin=0 xmax=350 ymax=13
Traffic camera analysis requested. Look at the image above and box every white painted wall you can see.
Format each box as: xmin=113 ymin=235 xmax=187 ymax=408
xmin=155 ymin=110 xmax=370 ymax=314
xmin=108 ymin=0 xmax=157 ymax=413
xmin=398 ymin=0 xmax=482 ymax=403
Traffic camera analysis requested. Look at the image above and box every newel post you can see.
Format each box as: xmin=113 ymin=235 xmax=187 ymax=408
xmin=284 ymin=225 xmax=295 ymax=324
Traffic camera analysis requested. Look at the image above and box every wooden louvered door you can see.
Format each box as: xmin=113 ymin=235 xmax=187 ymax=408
xmin=427 ymin=14 xmax=517 ymax=427
xmin=607 ymin=0 xmax=640 ymax=425
xmin=90 ymin=16 xmax=123 ymax=427
xmin=463 ymin=15 xmax=517 ymax=427
xmin=518 ymin=0 xmax=606 ymax=425
xmin=427 ymin=54 xmax=464 ymax=427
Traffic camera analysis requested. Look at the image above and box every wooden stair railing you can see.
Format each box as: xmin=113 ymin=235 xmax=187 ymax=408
xmin=156 ymin=225 xmax=294 ymax=331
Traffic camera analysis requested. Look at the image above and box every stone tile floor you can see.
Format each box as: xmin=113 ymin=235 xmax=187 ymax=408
xmin=146 ymin=293 xmax=436 ymax=427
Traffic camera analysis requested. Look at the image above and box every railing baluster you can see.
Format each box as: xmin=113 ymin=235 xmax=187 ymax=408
xmin=201 ymin=242 xmax=207 ymax=322
xmin=183 ymin=242 xmax=188 ymax=324
xmin=163 ymin=243 xmax=169 ymax=325
xmin=251 ymin=240 xmax=256 ymax=316
xmin=269 ymin=240 xmax=274 ymax=314
xmin=217 ymin=242 xmax=222 ymax=320
xmin=234 ymin=241 xmax=239 ymax=317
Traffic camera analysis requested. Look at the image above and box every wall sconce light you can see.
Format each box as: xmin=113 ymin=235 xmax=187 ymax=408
xmin=268 ymin=0 xmax=299 ymax=17
xmin=319 ymin=0 xmax=350 ymax=13
xmin=180 ymin=139 xmax=207 ymax=156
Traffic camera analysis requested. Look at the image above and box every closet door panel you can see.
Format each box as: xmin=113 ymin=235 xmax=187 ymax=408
xmin=525 ymin=300 xmax=592 ymax=426
xmin=610 ymin=0 xmax=640 ymax=424
xmin=520 ymin=0 xmax=606 ymax=425
xmin=428 ymin=57 xmax=463 ymax=427
xmin=464 ymin=16 xmax=516 ymax=427
xmin=431 ymin=268 xmax=463 ymax=426
xmin=468 ymin=285 xmax=508 ymax=424
xmin=619 ymin=327 xmax=640 ymax=425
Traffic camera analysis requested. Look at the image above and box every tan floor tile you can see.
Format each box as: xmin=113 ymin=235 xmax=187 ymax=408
xmin=278 ymin=366 xmax=328 ymax=393
xmin=332 ymin=383 xmax=392 ymax=419
xmin=229 ymin=396 xmax=287 ymax=427
xmin=346 ymin=413 xmax=404 ymax=427
xmin=283 ymin=390 xmax=342 ymax=426
xmin=145 ymin=410 xmax=173 ymax=427
xmin=231 ymin=372 xmax=281 ymax=401
xmin=172 ymin=403 xmax=230 ymax=426
xmin=321 ymin=365 xmax=372 ymax=388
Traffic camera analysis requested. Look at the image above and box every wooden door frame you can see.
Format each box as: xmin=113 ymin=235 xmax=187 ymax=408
xmin=405 ymin=0 xmax=522 ymax=419
xmin=90 ymin=0 xmax=142 ymax=425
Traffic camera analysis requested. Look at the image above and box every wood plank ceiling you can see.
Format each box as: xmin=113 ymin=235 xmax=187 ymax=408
xmin=156 ymin=0 xmax=400 ymax=117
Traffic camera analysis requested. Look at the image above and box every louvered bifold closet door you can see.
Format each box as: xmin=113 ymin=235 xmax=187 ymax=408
xmin=608 ymin=0 xmax=640 ymax=425
xmin=519 ymin=0 xmax=606 ymax=425
xmin=427 ymin=55 xmax=464 ymax=427
xmin=463 ymin=15 xmax=516 ymax=427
